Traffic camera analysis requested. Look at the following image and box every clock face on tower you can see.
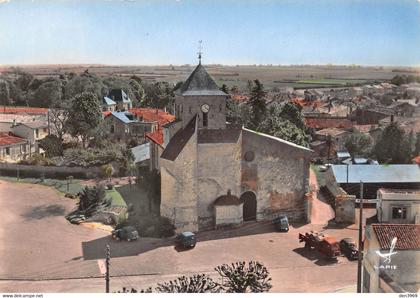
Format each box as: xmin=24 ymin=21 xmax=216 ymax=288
xmin=201 ymin=104 xmax=210 ymax=113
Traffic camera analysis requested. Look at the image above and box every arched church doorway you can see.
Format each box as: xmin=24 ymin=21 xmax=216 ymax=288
xmin=241 ymin=191 xmax=257 ymax=221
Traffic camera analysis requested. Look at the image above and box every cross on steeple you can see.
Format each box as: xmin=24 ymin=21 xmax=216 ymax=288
xmin=197 ymin=40 xmax=203 ymax=65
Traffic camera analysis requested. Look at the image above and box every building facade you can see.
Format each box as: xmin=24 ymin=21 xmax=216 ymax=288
xmin=159 ymin=62 xmax=312 ymax=232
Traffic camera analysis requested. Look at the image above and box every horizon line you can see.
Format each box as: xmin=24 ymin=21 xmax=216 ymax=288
xmin=1 ymin=63 xmax=420 ymax=69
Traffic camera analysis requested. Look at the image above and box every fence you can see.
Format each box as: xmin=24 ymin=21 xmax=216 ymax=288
xmin=0 ymin=162 xmax=102 ymax=180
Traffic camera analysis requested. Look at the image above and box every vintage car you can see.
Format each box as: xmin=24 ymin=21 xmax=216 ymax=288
xmin=273 ymin=215 xmax=289 ymax=232
xmin=339 ymin=238 xmax=359 ymax=260
xmin=112 ymin=226 xmax=139 ymax=242
xmin=175 ymin=231 xmax=196 ymax=249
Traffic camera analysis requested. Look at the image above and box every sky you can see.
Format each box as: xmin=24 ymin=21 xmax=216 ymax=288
xmin=0 ymin=0 xmax=419 ymax=66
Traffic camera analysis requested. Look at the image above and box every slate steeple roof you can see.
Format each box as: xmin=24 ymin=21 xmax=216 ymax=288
xmin=175 ymin=64 xmax=227 ymax=96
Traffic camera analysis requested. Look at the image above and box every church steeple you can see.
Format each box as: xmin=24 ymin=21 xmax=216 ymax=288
xmin=197 ymin=40 xmax=203 ymax=65
xmin=174 ymin=59 xmax=228 ymax=130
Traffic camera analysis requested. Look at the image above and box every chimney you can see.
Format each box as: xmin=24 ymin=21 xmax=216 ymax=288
xmin=391 ymin=114 xmax=394 ymax=122
xmin=227 ymin=189 xmax=231 ymax=196
xmin=12 ymin=119 xmax=16 ymax=126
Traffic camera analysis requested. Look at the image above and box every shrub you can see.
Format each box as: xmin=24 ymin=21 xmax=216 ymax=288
xmin=38 ymin=135 xmax=63 ymax=157
xmin=215 ymin=261 xmax=272 ymax=293
xmin=156 ymin=216 xmax=176 ymax=237
xmin=154 ymin=274 xmax=219 ymax=293
xmin=19 ymin=154 xmax=56 ymax=166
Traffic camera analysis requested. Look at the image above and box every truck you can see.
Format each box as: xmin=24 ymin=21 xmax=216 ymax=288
xmin=298 ymin=231 xmax=341 ymax=259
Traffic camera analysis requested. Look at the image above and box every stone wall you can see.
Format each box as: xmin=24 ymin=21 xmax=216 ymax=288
xmin=197 ymin=135 xmax=242 ymax=230
xmin=241 ymin=129 xmax=311 ymax=222
xmin=325 ymin=170 xmax=356 ymax=224
xmin=160 ymin=121 xmax=199 ymax=232
xmin=0 ymin=162 xmax=102 ymax=179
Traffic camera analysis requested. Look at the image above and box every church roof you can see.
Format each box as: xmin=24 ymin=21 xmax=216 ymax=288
xmin=160 ymin=116 xmax=197 ymax=161
xmin=175 ymin=64 xmax=227 ymax=96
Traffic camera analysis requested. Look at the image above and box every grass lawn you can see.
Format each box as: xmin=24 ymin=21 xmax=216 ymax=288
xmin=0 ymin=176 xmax=84 ymax=195
xmin=106 ymin=188 xmax=127 ymax=207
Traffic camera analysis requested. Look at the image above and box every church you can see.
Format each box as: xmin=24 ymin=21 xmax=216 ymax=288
xmin=157 ymin=60 xmax=312 ymax=232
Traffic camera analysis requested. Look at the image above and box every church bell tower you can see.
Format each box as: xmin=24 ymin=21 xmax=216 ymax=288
xmin=173 ymin=47 xmax=228 ymax=130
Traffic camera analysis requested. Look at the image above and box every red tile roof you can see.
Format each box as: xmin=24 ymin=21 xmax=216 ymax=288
xmin=231 ymin=94 xmax=249 ymax=103
xmin=0 ymin=106 xmax=48 ymax=114
xmin=372 ymin=224 xmax=420 ymax=250
xmin=0 ymin=132 xmax=26 ymax=146
xmin=103 ymin=111 xmax=112 ymax=117
xmin=129 ymin=108 xmax=175 ymax=127
xmin=131 ymin=108 xmax=175 ymax=147
xmin=146 ymin=129 xmax=164 ymax=147
xmin=304 ymin=117 xmax=354 ymax=129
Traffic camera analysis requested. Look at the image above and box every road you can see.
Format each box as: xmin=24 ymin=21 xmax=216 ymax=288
xmin=0 ymin=180 xmax=358 ymax=293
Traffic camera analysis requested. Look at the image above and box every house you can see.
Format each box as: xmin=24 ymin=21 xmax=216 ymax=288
xmin=363 ymin=224 xmax=420 ymax=292
xmin=102 ymin=96 xmax=117 ymax=112
xmin=327 ymin=164 xmax=420 ymax=200
xmin=11 ymin=121 xmax=48 ymax=154
xmin=158 ymin=61 xmax=312 ymax=232
xmin=104 ymin=111 xmax=149 ymax=141
xmin=107 ymin=89 xmax=132 ymax=111
xmin=0 ymin=132 xmax=30 ymax=161
xmin=388 ymin=101 xmax=416 ymax=117
xmin=314 ymin=127 xmax=351 ymax=155
xmin=351 ymin=106 xmax=394 ymax=125
xmin=376 ymin=189 xmax=420 ymax=224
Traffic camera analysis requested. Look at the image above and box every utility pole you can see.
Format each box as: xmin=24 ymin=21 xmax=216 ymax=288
xmin=105 ymin=245 xmax=110 ymax=293
xmin=357 ymin=181 xmax=364 ymax=293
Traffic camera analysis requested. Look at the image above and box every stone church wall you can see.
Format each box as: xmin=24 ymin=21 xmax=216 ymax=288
xmin=241 ymin=129 xmax=311 ymax=222
xmin=160 ymin=128 xmax=199 ymax=232
xmin=197 ymin=137 xmax=242 ymax=230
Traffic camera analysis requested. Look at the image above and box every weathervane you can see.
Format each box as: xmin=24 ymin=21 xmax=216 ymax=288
xmin=197 ymin=40 xmax=203 ymax=64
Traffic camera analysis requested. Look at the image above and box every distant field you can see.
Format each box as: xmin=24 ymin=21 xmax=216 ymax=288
xmin=1 ymin=64 xmax=419 ymax=91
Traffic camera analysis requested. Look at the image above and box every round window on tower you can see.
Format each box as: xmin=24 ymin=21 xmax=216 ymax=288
xmin=244 ymin=151 xmax=255 ymax=162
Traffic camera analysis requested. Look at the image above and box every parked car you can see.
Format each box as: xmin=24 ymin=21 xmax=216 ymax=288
xmin=319 ymin=164 xmax=333 ymax=172
xmin=112 ymin=226 xmax=139 ymax=242
xmin=340 ymin=238 xmax=358 ymax=260
xmin=66 ymin=214 xmax=86 ymax=224
xmin=175 ymin=231 xmax=196 ymax=249
xmin=273 ymin=215 xmax=289 ymax=232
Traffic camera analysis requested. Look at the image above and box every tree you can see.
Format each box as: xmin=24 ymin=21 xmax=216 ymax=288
xmin=49 ymin=101 xmax=70 ymax=142
xmin=257 ymin=103 xmax=310 ymax=147
xmin=414 ymin=132 xmax=420 ymax=156
xmin=76 ymin=184 xmax=109 ymax=217
xmin=215 ymin=261 xmax=272 ymax=293
xmin=101 ymin=164 xmax=115 ymax=182
xmin=344 ymin=132 xmax=373 ymax=157
xmin=38 ymin=135 xmax=63 ymax=157
xmin=154 ymin=274 xmax=219 ymax=293
xmin=372 ymin=122 xmax=411 ymax=164
xmin=67 ymin=92 xmax=102 ymax=148
xmin=248 ymin=80 xmax=267 ymax=129
xmin=0 ymin=80 xmax=10 ymax=107
xmin=278 ymin=102 xmax=305 ymax=129
xmin=220 ymin=84 xmax=229 ymax=94
xmin=64 ymin=73 xmax=106 ymax=100
xmin=29 ymin=78 xmax=62 ymax=107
